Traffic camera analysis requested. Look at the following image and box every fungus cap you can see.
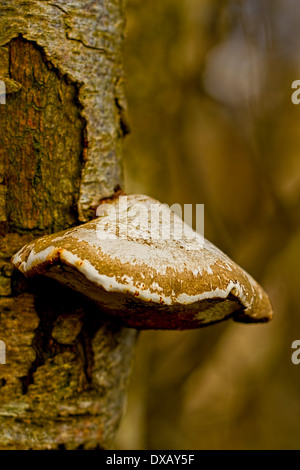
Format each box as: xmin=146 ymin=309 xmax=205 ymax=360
xmin=11 ymin=194 xmax=273 ymax=329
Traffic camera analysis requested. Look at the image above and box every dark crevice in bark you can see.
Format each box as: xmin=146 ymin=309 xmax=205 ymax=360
xmin=19 ymin=277 xmax=106 ymax=395
xmin=0 ymin=378 xmax=6 ymax=388
xmin=20 ymin=283 xmax=65 ymax=394
xmin=75 ymin=328 xmax=94 ymax=385
xmin=115 ymin=96 xmax=131 ymax=137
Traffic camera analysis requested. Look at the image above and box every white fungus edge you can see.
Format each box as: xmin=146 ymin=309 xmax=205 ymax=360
xmin=13 ymin=245 xmax=252 ymax=309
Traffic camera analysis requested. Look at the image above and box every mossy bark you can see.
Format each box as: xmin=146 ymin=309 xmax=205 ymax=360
xmin=0 ymin=1 xmax=136 ymax=449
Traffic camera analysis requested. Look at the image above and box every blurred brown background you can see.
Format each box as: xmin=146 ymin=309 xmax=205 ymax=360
xmin=115 ymin=0 xmax=300 ymax=449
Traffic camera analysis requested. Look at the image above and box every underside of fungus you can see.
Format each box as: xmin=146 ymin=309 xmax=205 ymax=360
xmin=11 ymin=194 xmax=273 ymax=330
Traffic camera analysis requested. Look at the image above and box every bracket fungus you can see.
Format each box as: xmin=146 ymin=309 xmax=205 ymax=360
xmin=11 ymin=194 xmax=273 ymax=330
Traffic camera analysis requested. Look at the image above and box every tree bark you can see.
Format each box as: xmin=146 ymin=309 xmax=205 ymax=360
xmin=0 ymin=0 xmax=136 ymax=450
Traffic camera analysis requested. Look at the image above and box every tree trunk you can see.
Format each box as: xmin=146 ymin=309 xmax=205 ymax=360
xmin=0 ymin=0 xmax=136 ymax=450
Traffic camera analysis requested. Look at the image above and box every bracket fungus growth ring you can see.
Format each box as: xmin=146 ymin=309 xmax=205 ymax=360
xmin=12 ymin=193 xmax=273 ymax=331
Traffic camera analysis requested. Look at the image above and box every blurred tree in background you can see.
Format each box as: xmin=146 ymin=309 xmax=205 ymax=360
xmin=115 ymin=0 xmax=300 ymax=449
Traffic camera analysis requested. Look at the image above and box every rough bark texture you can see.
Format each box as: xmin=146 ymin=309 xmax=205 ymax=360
xmin=0 ymin=0 xmax=137 ymax=450
xmin=0 ymin=0 xmax=128 ymax=222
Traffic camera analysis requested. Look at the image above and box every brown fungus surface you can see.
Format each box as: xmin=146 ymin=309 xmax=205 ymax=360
xmin=12 ymin=194 xmax=273 ymax=330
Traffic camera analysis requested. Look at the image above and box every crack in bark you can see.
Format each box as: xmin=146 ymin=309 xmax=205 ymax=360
xmin=48 ymin=3 xmax=68 ymax=15
xmin=65 ymin=32 xmax=112 ymax=56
